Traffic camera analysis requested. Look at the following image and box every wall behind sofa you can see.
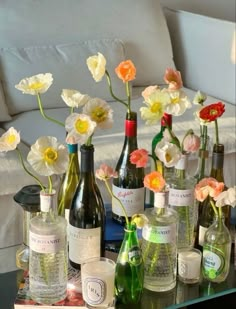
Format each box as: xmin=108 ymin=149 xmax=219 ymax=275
xmin=161 ymin=0 xmax=236 ymax=22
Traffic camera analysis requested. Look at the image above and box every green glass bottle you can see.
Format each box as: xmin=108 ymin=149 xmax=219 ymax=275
xmin=57 ymin=143 xmax=80 ymax=223
xmin=68 ymin=144 xmax=105 ymax=270
xmin=115 ymin=222 xmax=144 ymax=306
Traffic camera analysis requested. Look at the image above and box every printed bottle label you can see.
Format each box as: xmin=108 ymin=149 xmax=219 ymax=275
xmin=84 ymin=278 xmax=106 ymax=305
xmin=142 ymin=223 xmax=177 ymax=244
xmin=128 ymin=245 xmax=142 ymax=266
xmin=112 ymin=185 xmax=145 ymax=217
xmin=29 ymin=231 xmax=65 ymax=253
xmin=202 ymin=248 xmax=225 ymax=279
xmin=69 ymin=226 xmax=101 ymax=264
xmin=169 ymin=188 xmax=194 ymax=206
xmin=198 ymin=225 xmax=208 ymax=246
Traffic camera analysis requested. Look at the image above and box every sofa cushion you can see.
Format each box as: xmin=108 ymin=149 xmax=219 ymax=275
xmin=0 ymin=0 xmax=175 ymax=89
xmin=0 ymin=39 xmax=127 ymax=115
xmin=0 ymin=82 xmax=11 ymax=121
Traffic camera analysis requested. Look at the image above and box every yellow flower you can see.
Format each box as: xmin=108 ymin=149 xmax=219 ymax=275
xmin=164 ymin=89 xmax=191 ymax=116
xmin=0 ymin=127 xmax=20 ymax=152
xmin=131 ymin=214 xmax=149 ymax=229
xmin=87 ymin=52 xmax=106 ymax=82
xmin=15 ymin=73 xmax=53 ymax=95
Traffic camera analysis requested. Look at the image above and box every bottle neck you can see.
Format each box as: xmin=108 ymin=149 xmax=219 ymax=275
xmin=40 ymin=189 xmax=57 ymax=214
xmin=154 ymin=192 xmax=168 ymax=208
xmin=210 ymin=144 xmax=224 ymax=182
xmin=67 ymin=143 xmax=78 ymax=154
xmin=125 ymin=112 xmax=137 ymax=138
xmin=80 ymin=144 xmax=95 ymax=174
xmin=174 ymin=154 xmax=187 ymax=178
xmin=161 ymin=113 xmax=172 ymax=129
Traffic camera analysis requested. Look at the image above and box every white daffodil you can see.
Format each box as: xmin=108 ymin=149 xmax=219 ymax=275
xmin=140 ymin=89 xmax=170 ymax=125
xmin=164 ymin=89 xmax=192 ymax=116
xmin=61 ymin=89 xmax=91 ymax=108
xmin=27 ymin=136 xmax=69 ymax=176
xmin=214 ymin=187 xmax=236 ymax=208
xmin=0 ymin=127 xmax=20 ymax=152
xmin=15 ymin=73 xmax=53 ymax=95
xmin=193 ymin=90 xmax=207 ymax=105
xmin=155 ymin=139 xmax=182 ymax=167
xmin=65 ymin=113 xmax=97 ymax=144
xmin=82 ymin=98 xmax=113 ymax=129
xmin=87 ymin=52 xmax=106 ymax=82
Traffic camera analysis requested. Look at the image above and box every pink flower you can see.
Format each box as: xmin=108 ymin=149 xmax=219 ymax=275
xmin=195 ymin=177 xmax=225 ymax=202
xmin=95 ymin=164 xmax=118 ymax=181
xmin=183 ymin=132 xmax=200 ymax=153
xmin=130 ymin=149 xmax=149 ymax=168
xmin=141 ymin=85 xmax=158 ymax=101
xmin=164 ymin=68 xmax=183 ymax=90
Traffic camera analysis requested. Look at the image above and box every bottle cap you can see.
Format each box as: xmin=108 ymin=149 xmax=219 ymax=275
xmin=161 ymin=113 xmax=172 ymax=127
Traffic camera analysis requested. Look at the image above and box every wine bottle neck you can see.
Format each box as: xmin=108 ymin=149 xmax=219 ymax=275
xmin=210 ymin=146 xmax=224 ymax=181
xmin=67 ymin=143 xmax=78 ymax=154
xmin=161 ymin=113 xmax=172 ymax=128
xmin=80 ymin=144 xmax=95 ymax=174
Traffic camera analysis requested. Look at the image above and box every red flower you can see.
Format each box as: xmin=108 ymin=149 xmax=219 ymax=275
xmin=199 ymin=102 xmax=225 ymax=122
xmin=130 ymin=149 xmax=149 ymax=168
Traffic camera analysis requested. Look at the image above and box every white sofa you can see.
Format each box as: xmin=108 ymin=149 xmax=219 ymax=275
xmin=0 ymin=0 xmax=235 ymax=273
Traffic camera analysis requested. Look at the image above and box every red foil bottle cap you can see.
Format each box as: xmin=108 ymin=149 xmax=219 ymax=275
xmin=161 ymin=113 xmax=172 ymax=127
xmin=125 ymin=119 xmax=137 ymax=137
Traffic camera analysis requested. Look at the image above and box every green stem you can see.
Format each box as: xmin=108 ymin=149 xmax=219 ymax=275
xmin=105 ymin=70 xmax=128 ymax=108
xmin=16 ymin=148 xmax=45 ymax=190
xmin=37 ymin=94 xmax=64 ymax=127
xmin=125 ymin=81 xmax=131 ymax=115
xmin=215 ymin=119 xmax=219 ymax=145
xmin=48 ymin=176 xmax=53 ymax=194
xmin=104 ymin=180 xmax=129 ymax=225
xmin=210 ymin=199 xmax=218 ymax=216
xmin=148 ymin=154 xmax=157 ymax=171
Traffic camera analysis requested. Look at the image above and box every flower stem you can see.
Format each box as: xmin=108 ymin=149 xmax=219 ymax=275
xmin=37 ymin=94 xmax=65 ymax=127
xmin=48 ymin=176 xmax=53 ymax=194
xmin=125 ymin=81 xmax=131 ymax=115
xmin=210 ymin=199 xmax=218 ymax=216
xmin=215 ymin=119 xmax=219 ymax=145
xmin=105 ymin=70 xmax=128 ymax=108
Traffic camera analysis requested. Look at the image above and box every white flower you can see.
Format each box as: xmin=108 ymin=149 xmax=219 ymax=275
xmin=193 ymin=90 xmax=207 ymax=105
xmin=82 ymin=98 xmax=113 ymax=129
xmin=155 ymin=139 xmax=182 ymax=167
xmin=61 ymin=89 xmax=91 ymax=108
xmin=65 ymin=113 xmax=97 ymax=144
xmin=87 ymin=52 xmax=106 ymax=82
xmin=214 ymin=187 xmax=236 ymax=207
xmin=0 ymin=127 xmax=20 ymax=152
xmin=27 ymin=136 xmax=69 ymax=176
xmin=164 ymin=89 xmax=192 ymax=116
xmin=140 ymin=89 xmax=170 ymax=125
xmin=15 ymin=73 xmax=53 ymax=95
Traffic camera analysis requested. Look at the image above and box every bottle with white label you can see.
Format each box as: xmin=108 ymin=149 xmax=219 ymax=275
xmin=69 ymin=144 xmax=105 ymax=269
xmin=168 ymin=153 xmax=196 ymax=251
xmin=29 ymin=189 xmax=68 ymax=305
xmin=202 ymin=214 xmax=231 ymax=283
xmin=141 ymin=191 xmax=178 ymax=292
xmin=112 ymin=111 xmax=145 ymax=225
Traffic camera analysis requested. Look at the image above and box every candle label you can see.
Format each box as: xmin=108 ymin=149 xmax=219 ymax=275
xmin=29 ymin=231 xmax=64 ymax=253
xmin=84 ymin=277 xmax=106 ymax=305
xmin=169 ymin=189 xmax=194 ymax=206
xmin=142 ymin=223 xmax=176 ymax=244
xmin=202 ymin=248 xmax=225 ymax=279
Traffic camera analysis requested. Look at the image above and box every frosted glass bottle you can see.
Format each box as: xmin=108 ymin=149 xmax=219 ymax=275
xmin=29 ymin=189 xmax=68 ymax=305
xmin=141 ymin=191 xmax=178 ymax=291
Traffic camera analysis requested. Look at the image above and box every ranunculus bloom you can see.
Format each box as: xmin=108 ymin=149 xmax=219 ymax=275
xmin=143 ymin=171 xmax=166 ymax=193
xmin=27 ymin=136 xmax=69 ymax=176
xmin=199 ymin=102 xmax=225 ymax=122
xmin=195 ymin=177 xmax=225 ymax=202
xmin=0 ymin=127 xmax=20 ymax=152
xmin=61 ymin=89 xmax=91 ymax=108
xmin=15 ymin=73 xmax=53 ymax=95
xmin=115 ymin=60 xmax=136 ymax=83
xmin=164 ymin=68 xmax=183 ymax=90
xmin=131 ymin=214 xmax=149 ymax=229
xmin=164 ymin=89 xmax=192 ymax=116
xmin=95 ymin=164 xmax=118 ymax=181
xmin=183 ymin=132 xmax=200 ymax=153
xmin=214 ymin=186 xmax=236 ymax=207
xmin=130 ymin=149 xmax=149 ymax=168
xmin=87 ymin=52 xmax=106 ymax=82
xmin=155 ymin=140 xmax=182 ymax=167
xmin=141 ymin=85 xmax=158 ymax=101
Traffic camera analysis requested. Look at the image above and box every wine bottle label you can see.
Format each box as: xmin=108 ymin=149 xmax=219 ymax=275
xmin=198 ymin=225 xmax=208 ymax=246
xmin=202 ymin=248 xmax=225 ymax=279
xmin=142 ymin=223 xmax=177 ymax=244
xmin=69 ymin=225 xmax=101 ymax=264
xmin=169 ymin=189 xmax=194 ymax=206
xmin=83 ymin=277 xmax=106 ymax=305
xmin=29 ymin=231 xmax=65 ymax=253
xmin=65 ymin=209 xmax=70 ymax=224
xmin=112 ymin=185 xmax=145 ymax=217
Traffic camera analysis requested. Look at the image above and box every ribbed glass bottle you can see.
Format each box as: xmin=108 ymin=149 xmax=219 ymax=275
xmin=68 ymin=144 xmax=105 ymax=269
xmin=112 ymin=111 xmax=145 ymax=225
xmin=141 ymin=191 xmax=178 ymax=291
xmin=29 ymin=189 xmax=68 ymax=305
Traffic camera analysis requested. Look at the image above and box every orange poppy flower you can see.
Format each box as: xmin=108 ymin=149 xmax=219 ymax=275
xmin=143 ymin=171 xmax=166 ymax=193
xmin=115 ymin=60 xmax=136 ymax=83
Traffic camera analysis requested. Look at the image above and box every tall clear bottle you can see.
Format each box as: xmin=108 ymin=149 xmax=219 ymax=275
xmin=69 ymin=144 xmax=105 ymax=269
xmin=29 ymin=189 xmax=68 ymax=305
xmin=141 ymin=191 xmax=178 ymax=292
xmin=198 ymin=143 xmax=230 ymax=247
xmin=112 ymin=111 xmax=145 ymax=224
xmin=168 ymin=154 xmax=196 ymax=251
xmin=57 ymin=143 xmax=80 ymax=223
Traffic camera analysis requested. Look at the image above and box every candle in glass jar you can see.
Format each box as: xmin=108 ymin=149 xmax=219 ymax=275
xmin=178 ymin=248 xmax=202 ymax=284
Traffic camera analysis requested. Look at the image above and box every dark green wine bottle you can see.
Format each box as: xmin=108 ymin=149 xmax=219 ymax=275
xmin=68 ymin=144 xmax=105 ymax=269
xmin=57 ymin=143 xmax=80 ymax=222
xmin=112 ymin=111 xmax=145 ymax=225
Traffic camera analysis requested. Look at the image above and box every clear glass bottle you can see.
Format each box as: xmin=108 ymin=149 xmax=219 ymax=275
xmin=29 ymin=189 xmax=68 ymax=305
xmin=202 ymin=214 xmax=231 ymax=283
xmin=168 ymin=154 xmax=196 ymax=251
xmin=141 ymin=191 xmax=178 ymax=292
xmin=115 ymin=222 xmax=144 ymax=306
xmin=69 ymin=144 xmax=105 ymax=269
xmin=112 ymin=111 xmax=145 ymax=225
xmin=57 ymin=143 xmax=80 ymax=222
xmin=14 ymin=185 xmax=41 ymax=271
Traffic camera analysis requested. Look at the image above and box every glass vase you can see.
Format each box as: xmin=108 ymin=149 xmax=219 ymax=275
xmin=202 ymin=214 xmax=231 ymax=283
xmin=115 ymin=222 xmax=144 ymax=306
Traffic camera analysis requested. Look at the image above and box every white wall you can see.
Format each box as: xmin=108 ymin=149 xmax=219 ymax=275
xmin=161 ymin=0 xmax=236 ymax=22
